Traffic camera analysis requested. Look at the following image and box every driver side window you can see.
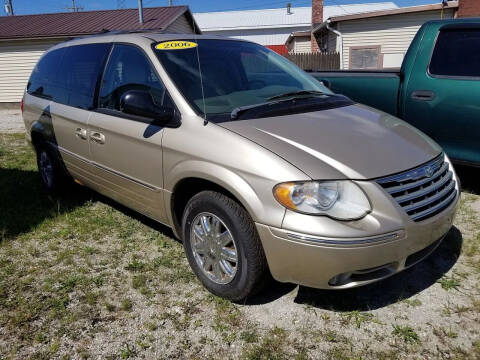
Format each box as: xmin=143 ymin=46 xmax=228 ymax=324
xmin=99 ymin=44 xmax=169 ymax=111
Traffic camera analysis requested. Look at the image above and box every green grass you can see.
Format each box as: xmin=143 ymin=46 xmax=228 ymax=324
xmin=392 ymin=325 xmax=420 ymax=344
xmin=1 ymin=133 xmax=480 ymax=359
xmin=402 ymin=298 xmax=422 ymax=307
xmin=438 ymin=276 xmax=461 ymax=291
xmin=0 ymin=134 xmax=200 ymax=357
xmin=340 ymin=311 xmax=377 ymax=328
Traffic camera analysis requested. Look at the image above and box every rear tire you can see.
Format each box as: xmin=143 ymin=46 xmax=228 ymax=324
xmin=182 ymin=191 xmax=268 ymax=301
xmin=35 ymin=144 xmax=70 ymax=193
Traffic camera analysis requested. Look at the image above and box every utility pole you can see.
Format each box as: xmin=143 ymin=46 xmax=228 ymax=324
xmin=66 ymin=0 xmax=83 ymax=12
xmin=138 ymin=0 xmax=143 ymax=24
xmin=4 ymin=0 xmax=14 ymax=16
xmin=169 ymin=0 xmax=172 ymax=6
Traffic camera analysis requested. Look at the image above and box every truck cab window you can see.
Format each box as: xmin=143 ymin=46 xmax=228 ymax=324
xmin=429 ymin=29 xmax=480 ymax=77
xmin=99 ymin=44 xmax=167 ymax=111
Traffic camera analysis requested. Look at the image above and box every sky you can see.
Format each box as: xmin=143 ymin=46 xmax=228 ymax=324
xmin=5 ymin=0 xmax=443 ymax=15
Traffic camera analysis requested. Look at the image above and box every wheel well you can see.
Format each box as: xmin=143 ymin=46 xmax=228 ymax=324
xmin=171 ymin=178 xmax=245 ymax=236
xmin=30 ymin=131 xmax=44 ymax=151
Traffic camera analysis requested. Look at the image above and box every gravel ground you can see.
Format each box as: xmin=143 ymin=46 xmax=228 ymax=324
xmin=0 ymin=109 xmax=25 ymax=133
xmin=1 ymin=133 xmax=479 ymax=359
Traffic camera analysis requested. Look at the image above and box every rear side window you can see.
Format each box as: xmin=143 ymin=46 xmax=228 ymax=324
xmin=99 ymin=44 xmax=167 ymax=111
xmin=27 ymin=48 xmax=66 ymax=99
xmin=429 ymin=29 xmax=480 ymax=77
xmin=58 ymin=43 xmax=111 ymax=109
xmin=28 ymin=43 xmax=110 ymax=108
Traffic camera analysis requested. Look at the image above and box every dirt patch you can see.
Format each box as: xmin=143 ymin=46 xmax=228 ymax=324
xmin=0 ymin=109 xmax=25 ymax=133
xmin=1 ymin=133 xmax=479 ymax=359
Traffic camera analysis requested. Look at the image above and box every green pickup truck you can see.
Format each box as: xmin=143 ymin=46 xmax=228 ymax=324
xmin=312 ymin=18 xmax=480 ymax=166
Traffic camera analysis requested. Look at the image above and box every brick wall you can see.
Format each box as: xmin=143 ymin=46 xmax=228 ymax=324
xmin=311 ymin=0 xmax=323 ymax=52
xmin=457 ymin=0 xmax=480 ymax=17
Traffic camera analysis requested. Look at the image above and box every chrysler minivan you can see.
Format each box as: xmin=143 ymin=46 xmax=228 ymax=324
xmin=23 ymin=33 xmax=459 ymax=301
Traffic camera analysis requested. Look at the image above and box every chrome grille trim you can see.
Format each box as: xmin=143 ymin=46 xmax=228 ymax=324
xmin=382 ymin=162 xmax=448 ymax=194
xmin=409 ymin=189 xmax=457 ymax=221
xmin=394 ymin=170 xmax=452 ymax=203
xmin=376 ymin=154 xmax=457 ymax=222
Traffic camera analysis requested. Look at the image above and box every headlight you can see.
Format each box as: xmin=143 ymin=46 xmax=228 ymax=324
xmin=273 ymin=180 xmax=371 ymax=220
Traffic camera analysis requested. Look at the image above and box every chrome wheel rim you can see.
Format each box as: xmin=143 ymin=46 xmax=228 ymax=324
xmin=190 ymin=212 xmax=238 ymax=284
xmin=39 ymin=151 xmax=54 ymax=188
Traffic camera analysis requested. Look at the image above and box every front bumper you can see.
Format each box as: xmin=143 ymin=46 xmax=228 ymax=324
xmin=256 ymin=188 xmax=458 ymax=289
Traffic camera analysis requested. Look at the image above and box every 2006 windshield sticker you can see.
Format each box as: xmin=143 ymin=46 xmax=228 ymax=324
xmin=155 ymin=41 xmax=198 ymax=50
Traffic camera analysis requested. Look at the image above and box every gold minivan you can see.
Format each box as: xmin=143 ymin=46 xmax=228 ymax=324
xmin=23 ymin=33 xmax=459 ymax=301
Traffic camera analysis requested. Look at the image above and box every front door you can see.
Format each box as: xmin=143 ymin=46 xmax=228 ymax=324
xmin=88 ymin=44 xmax=172 ymax=223
xmin=403 ymin=24 xmax=480 ymax=164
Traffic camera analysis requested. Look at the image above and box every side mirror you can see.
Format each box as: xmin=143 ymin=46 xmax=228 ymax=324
xmin=120 ymin=90 xmax=175 ymax=124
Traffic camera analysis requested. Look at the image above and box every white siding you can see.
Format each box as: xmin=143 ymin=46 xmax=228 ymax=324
xmin=338 ymin=9 xmax=455 ymax=69
xmin=293 ymin=37 xmax=311 ymax=53
xmin=0 ymin=40 xmax=60 ymax=103
xmin=194 ymin=3 xmax=397 ymax=31
xmin=165 ymin=14 xmax=195 ymax=34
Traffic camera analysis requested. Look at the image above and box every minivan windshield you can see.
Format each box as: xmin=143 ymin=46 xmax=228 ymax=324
xmin=154 ymin=39 xmax=333 ymax=121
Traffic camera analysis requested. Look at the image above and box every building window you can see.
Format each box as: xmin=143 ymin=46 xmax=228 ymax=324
xmin=350 ymin=46 xmax=382 ymax=69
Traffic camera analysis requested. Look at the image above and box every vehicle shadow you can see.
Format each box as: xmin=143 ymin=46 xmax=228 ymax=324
xmin=454 ymin=163 xmax=480 ymax=195
xmin=95 ymin=192 xmax=177 ymax=241
xmin=0 ymin=166 xmax=176 ymax=243
xmin=0 ymin=168 xmax=90 ymax=241
xmin=293 ymin=226 xmax=462 ymax=311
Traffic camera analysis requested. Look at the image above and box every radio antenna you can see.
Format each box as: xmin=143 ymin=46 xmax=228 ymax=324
xmin=192 ymin=19 xmax=208 ymax=125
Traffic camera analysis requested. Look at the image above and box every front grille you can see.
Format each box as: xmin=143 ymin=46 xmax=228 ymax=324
xmin=376 ymin=154 xmax=457 ymax=222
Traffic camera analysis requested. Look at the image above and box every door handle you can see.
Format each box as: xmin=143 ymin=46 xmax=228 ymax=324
xmin=90 ymin=131 xmax=105 ymax=144
xmin=411 ymin=90 xmax=435 ymax=101
xmin=75 ymin=128 xmax=87 ymax=140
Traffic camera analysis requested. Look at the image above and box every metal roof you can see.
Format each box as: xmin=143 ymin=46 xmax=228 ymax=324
xmin=0 ymin=6 xmax=200 ymax=41
xmin=324 ymin=1 xmax=458 ymax=24
xmin=194 ymin=3 xmax=398 ymax=31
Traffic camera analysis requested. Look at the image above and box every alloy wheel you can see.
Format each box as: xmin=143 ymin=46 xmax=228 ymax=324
xmin=190 ymin=212 xmax=238 ymax=284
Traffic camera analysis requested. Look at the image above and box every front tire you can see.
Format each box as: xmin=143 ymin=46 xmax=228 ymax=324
xmin=182 ymin=191 xmax=268 ymax=301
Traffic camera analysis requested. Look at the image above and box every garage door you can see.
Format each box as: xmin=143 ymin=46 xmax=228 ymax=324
xmin=0 ymin=40 xmax=60 ymax=103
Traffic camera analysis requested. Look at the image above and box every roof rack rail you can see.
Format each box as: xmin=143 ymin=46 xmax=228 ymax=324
xmin=77 ymin=29 xmax=166 ymax=39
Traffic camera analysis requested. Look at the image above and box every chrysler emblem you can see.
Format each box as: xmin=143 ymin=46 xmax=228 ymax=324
xmin=425 ymin=166 xmax=434 ymax=178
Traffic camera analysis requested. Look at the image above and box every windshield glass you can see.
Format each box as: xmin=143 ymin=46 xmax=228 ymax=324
xmin=154 ymin=39 xmax=331 ymax=119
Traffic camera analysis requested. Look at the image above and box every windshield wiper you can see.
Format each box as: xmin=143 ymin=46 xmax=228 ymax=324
xmin=231 ymin=102 xmax=273 ymax=120
xmin=231 ymin=91 xmax=331 ymax=120
xmin=267 ymin=90 xmax=328 ymax=101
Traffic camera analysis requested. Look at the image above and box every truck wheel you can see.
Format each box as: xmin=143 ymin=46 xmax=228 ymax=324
xmin=36 ymin=144 xmax=70 ymax=193
xmin=182 ymin=191 xmax=268 ymax=301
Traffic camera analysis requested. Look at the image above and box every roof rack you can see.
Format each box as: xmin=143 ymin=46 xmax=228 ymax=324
xmin=77 ymin=29 xmax=166 ymax=39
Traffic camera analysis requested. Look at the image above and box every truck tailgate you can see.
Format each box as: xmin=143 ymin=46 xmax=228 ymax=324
xmin=311 ymin=70 xmax=400 ymax=116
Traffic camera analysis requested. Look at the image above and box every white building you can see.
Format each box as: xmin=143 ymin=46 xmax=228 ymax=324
xmin=314 ymin=2 xmax=458 ymax=69
xmin=194 ymin=2 xmax=398 ymax=54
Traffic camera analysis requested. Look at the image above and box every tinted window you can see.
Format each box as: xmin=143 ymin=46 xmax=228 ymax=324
xmin=154 ymin=39 xmax=329 ymax=117
xmin=429 ymin=29 xmax=480 ymax=77
xmin=28 ymin=44 xmax=110 ymax=108
xmin=99 ymin=44 xmax=167 ymax=111
xmin=350 ymin=47 xmax=379 ymax=69
xmin=27 ymin=48 xmax=66 ymax=99
xmin=59 ymin=43 xmax=111 ymax=109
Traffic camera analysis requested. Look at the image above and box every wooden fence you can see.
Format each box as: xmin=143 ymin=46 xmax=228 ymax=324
xmin=283 ymin=52 xmax=340 ymax=71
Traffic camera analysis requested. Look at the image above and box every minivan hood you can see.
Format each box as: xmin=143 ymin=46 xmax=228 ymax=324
xmin=219 ymin=104 xmax=442 ymax=180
